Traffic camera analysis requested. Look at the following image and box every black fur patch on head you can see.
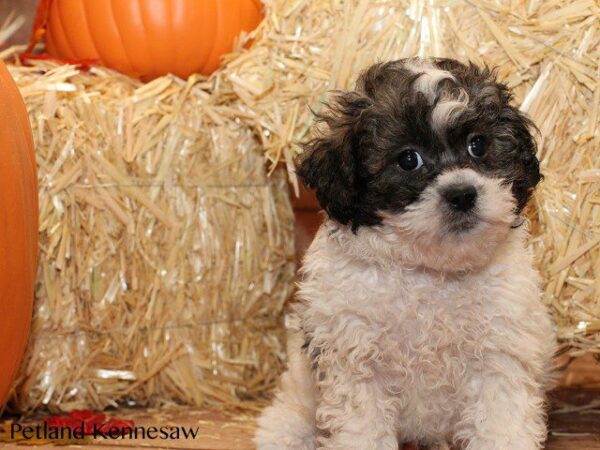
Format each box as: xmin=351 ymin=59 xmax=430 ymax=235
xmin=297 ymin=58 xmax=541 ymax=230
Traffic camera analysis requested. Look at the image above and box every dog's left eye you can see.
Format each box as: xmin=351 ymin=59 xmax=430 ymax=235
xmin=467 ymin=135 xmax=486 ymax=158
xmin=398 ymin=149 xmax=424 ymax=171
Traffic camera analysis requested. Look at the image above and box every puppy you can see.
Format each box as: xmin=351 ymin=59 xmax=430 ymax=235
xmin=256 ymin=58 xmax=555 ymax=450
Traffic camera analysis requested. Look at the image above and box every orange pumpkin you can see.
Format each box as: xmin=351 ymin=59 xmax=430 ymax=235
xmin=0 ymin=61 xmax=38 ymax=408
xmin=34 ymin=0 xmax=263 ymax=79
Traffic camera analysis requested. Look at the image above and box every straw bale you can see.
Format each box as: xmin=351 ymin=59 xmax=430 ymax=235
xmin=1 ymin=0 xmax=599 ymax=411
xmin=3 ymin=62 xmax=295 ymax=412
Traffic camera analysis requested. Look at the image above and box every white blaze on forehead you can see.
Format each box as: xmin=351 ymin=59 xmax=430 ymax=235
xmin=403 ymin=58 xmax=470 ymax=134
xmin=431 ymin=88 xmax=469 ymax=134
xmin=402 ymin=58 xmax=455 ymax=103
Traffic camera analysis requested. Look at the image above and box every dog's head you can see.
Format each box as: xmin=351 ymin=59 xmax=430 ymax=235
xmin=298 ymin=58 xmax=541 ymax=272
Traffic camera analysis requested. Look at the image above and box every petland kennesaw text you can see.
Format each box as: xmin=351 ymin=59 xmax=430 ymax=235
xmin=10 ymin=422 xmax=200 ymax=441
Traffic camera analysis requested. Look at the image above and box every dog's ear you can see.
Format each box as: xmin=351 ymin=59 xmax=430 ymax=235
xmin=478 ymin=73 xmax=542 ymax=213
xmin=297 ymin=91 xmax=371 ymax=228
xmin=499 ymin=101 xmax=542 ymax=212
xmin=516 ymin=124 xmax=542 ymax=209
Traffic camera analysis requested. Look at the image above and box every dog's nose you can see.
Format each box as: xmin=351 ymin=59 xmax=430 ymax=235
xmin=442 ymin=184 xmax=478 ymax=212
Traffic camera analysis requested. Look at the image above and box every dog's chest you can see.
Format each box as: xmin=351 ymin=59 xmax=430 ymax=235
xmin=363 ymin=270 xmax=494 ymax=435
xmin=307 ymin=261 xmax=498 ymax=375
xmin=372 ymin=269 xmax=490 ymax=374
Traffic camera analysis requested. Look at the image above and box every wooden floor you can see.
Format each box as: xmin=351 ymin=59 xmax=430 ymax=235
xmin=547 ymin=388 xmax=600 ymax=449
xmin=1 ymin=341 xmax=599 ymax=450
xmin=1 ymin=386 xmax=599 ymax=449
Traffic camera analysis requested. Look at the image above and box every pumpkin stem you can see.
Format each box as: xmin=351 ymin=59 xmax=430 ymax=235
xmin=26 ymin=0 xmax=53 ymax=54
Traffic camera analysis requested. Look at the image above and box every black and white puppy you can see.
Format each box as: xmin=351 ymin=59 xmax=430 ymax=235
xmin=256 ymin=58 xmax=555 ymax=450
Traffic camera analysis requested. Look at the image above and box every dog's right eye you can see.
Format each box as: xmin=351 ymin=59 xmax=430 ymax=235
xmin=398 ymin=149 xmax=423 ymax=171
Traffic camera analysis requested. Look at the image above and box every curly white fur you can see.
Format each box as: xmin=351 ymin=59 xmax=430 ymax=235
xmin=256 ymin=169 xmax=555 ymax=450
